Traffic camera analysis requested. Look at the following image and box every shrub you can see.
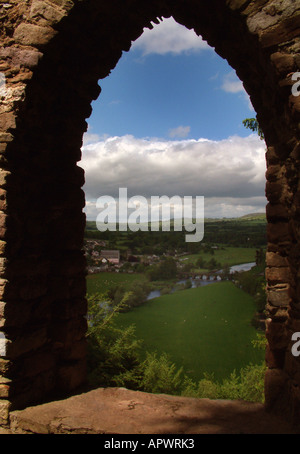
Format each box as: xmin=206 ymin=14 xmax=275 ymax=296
xmin=139 ymin=352 xmax=183 ymax=395
xmin=86 ymin=293 xmax=143 ymax=389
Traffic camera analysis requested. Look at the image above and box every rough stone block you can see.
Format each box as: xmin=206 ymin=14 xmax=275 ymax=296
xmin=260 ymin=14 xmax=300 ymax=48
xmin=266 ymin=252 xmax=288 ymax=267
xmin=266 ymin=181 xmax=283 ymax=204
xmin=0 ymin=112 xmax=16 ymax=131
xmin=266 ymin=318 xmax=289 ymax=350
xmin=0 ymin=399 xmax=10 ymax=426
xmin=264 ymin=368 xmax=288 ymax=410
xmin=267 ymin=285 xmax=291 ymax=307
xmin=266 ymin=146 xmax=280 ymax=165
xmin=266 ymin=164 xmax=282 ymax=182
xmin=0 ymin=47 xmax=42 ymax=69
xmin=247 ymin=8 xmax=281 ymax=34
xmin=21 ymin=352 xmax=56 ymax=378
xmin=6 ymin=327 xmax=48 ymax=359
xmin=225 ymin=0 xmax=251 ymax=11
xmin=266 ymin=203 xmax=288 ymax=221
xmin=57 ymin=359 xmax=86 ymax=391
xmin=30 ymin=0 xmax=67 ymax=24
xmin=0 ymin=383 xmax=9 ymax=398
xmin=267 ymin=222 xmax=291 ymax=244
xmin=0 ymin=359 xmax=10 ymax=375
xmin=266 ymin=266 xmax=292 ymax=284
xmin=0 ymin=170 xmax=11 ymax=188
xmin=47 ymin=0 xmax=74 ymax=11
xmin=13 ymin=23 xmax=57 ymax=47
xmin=270 ymin=52 xmax=295 ymax=74
xmin=0 ymin=133 xmax=13 ymax=143
xmin=265 ymin=344 xmax=285 ymax=369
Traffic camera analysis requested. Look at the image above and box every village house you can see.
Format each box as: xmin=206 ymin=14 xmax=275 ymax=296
xmin=100 ymin=250 xmax=120 ymax=265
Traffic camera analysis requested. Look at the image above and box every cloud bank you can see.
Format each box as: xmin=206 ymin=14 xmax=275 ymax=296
xmin=81 ymin=133 xmax=267 ymax=220
xmin=131 ymin=17 xmax=210 ymax=56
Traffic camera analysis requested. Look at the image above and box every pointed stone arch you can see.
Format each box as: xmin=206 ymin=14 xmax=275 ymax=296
xmin=0 ymin=0 xmax=299 ymax=425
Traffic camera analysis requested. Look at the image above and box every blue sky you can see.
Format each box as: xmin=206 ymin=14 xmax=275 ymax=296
xmin=88 ymin=50 xmax=252 ymax=141
xmin=81 ymin=18 xmax=266 ymax=220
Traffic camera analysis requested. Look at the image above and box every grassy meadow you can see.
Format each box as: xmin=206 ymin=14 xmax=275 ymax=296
xmin=86 ymin=272 xmax=148 ymax=295
xmin=179 ymin=246 xmax=257 ymax=268
xmin=113 ymin=281 xmax=264 ymax=382
xmin=86 ymin=245 xmax=264 ymax=384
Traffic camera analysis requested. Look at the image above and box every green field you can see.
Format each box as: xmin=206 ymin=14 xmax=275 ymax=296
xmin=114 ymin=281 xmax=264 ymax=382
xmin=86 ymin=272 xmax=148 ymax=295
xmin=180 ymin=246 xmax=257 ymax=268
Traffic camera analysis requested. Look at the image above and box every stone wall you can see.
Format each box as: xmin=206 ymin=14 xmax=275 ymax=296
xmin=0 ymin=0 xmax=299 ymax=427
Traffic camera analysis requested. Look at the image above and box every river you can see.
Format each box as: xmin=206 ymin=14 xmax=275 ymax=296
xmin=147 ymin=262 xmax=256 ymax=300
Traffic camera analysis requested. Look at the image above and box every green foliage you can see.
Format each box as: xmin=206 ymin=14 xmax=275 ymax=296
xmin=139 ymin=352 xmax=183 ymax=395
xmin=181 ymin=362 xmax=267 ymax=403
xmin=182 ymin=373 xmax=220 ymax=399
xmin=218 ymin=370 xmax=241 ymax=400
xmin=181 ymin=335 xmax=267 ymax=403
xmin=87 ymin=294 xmax=188 ymax=395
xmin=251 ymin=332 xmax=267 ymax=351
xmin=243 ymin=117 xmax=265 ymax=140
xmin=160 ymin=286 xmax=172 ymax=295
xmin=87 ymin=293 xmax=143 ymax=389
xmin=233 ymin=263 xmax=266 ymax=321
xmin=85 ymin=216 xmax=267 ymax=250
xmin=106 ymin=280 xmax=151 ymax=312
xmin=87 ymin=293 xmax=266 ymax=403
xmin=147 ymin=257 xmax=178 ymax=281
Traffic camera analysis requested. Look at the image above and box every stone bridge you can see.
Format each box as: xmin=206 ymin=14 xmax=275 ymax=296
xmin=0 ymin=0 xmax=299 ymax=431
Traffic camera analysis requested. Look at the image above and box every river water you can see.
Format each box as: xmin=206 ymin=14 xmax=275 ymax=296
xmin=147 ymin=262 xmax=256 ymax=300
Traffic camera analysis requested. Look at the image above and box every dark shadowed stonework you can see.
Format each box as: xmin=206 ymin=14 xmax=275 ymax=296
xmin=0 ymin=0 xmax=299 ymax=429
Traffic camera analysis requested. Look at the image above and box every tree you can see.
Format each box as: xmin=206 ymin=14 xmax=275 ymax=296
xmin=86 ymin=293 xmax=143 ymax=389
xmin=147 ymin=257 xmax=178 ymax=281
xmin=196 ymin=256 xmax=206 ymax=269
xmin=242 ymin=117 xmax=264 ymax=140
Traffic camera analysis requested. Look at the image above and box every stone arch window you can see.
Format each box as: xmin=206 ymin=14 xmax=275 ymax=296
xmin=0 ymin=0 xmax=299 ymax=426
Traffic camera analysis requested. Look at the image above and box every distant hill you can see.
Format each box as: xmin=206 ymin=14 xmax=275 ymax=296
xmin=85 ymin=213 xmax=266 ymax=230
xmin=238 ymin=213 xmax=266 ymax=221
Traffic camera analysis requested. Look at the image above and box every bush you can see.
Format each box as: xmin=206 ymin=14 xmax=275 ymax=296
xmin=139 ymin=352 xmax=183 ymax=395
xmin=87 ymin=293 xmax=143 ymax=389
xmin=181 ymin=333 xmax=267 ymax=402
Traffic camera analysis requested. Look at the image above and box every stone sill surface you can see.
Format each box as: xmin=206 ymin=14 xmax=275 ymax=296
xmin=1 ymin=387 xmax=298 ymax=434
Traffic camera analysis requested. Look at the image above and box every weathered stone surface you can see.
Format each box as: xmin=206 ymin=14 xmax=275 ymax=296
xmin=30 ymin=0 xmax=67 ymax=24
xmin=13 ymin=23 xmax=57 ymax=46
xmin=266 ymin=318 xmax=289 ymax=349
xmin=266 ymin=266 xmax=292 ymax=284
xmin=0 ymin=113 xmax=16 ymax=131
xmin=266 ymin=252 xmax=289 ymax=268
xmin=268 ymin=285 xmax=291 ymax=307
xmin=0 ymin=400 xmax=10 ymax=426
xmin=0 ymin=47 xmax=42 ymax=69
xmin=8 ymin=388 xmax=298 ymax=434
xmin=266 ymin=203 xmax=289 ymax=221
xmin=270 ymin=52 xmax=295 ymax=74
xmin=264 ymin=368 xmax=288 ymax=409
xmin=6 ymin=327 xmax=48 ymax=359
xmin=267 ymin=222 xmax=291 ymax=244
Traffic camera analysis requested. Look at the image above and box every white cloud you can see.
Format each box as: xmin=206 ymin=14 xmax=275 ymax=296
xmin=131 ymin=17 xmax=211 ymax=56
xmin=221 ymin=72 xmax=244 ymax=94
xmin=168 ymin=126 xmax=191 ymax=138
xmin=221 ymin=71 xmax=254 ymax=111
xmin=80 ymin=133 xmax=267 ymax=219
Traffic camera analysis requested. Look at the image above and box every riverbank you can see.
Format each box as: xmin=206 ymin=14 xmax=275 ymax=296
xmin=147 ymin=262 xmax=256 ymax=300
